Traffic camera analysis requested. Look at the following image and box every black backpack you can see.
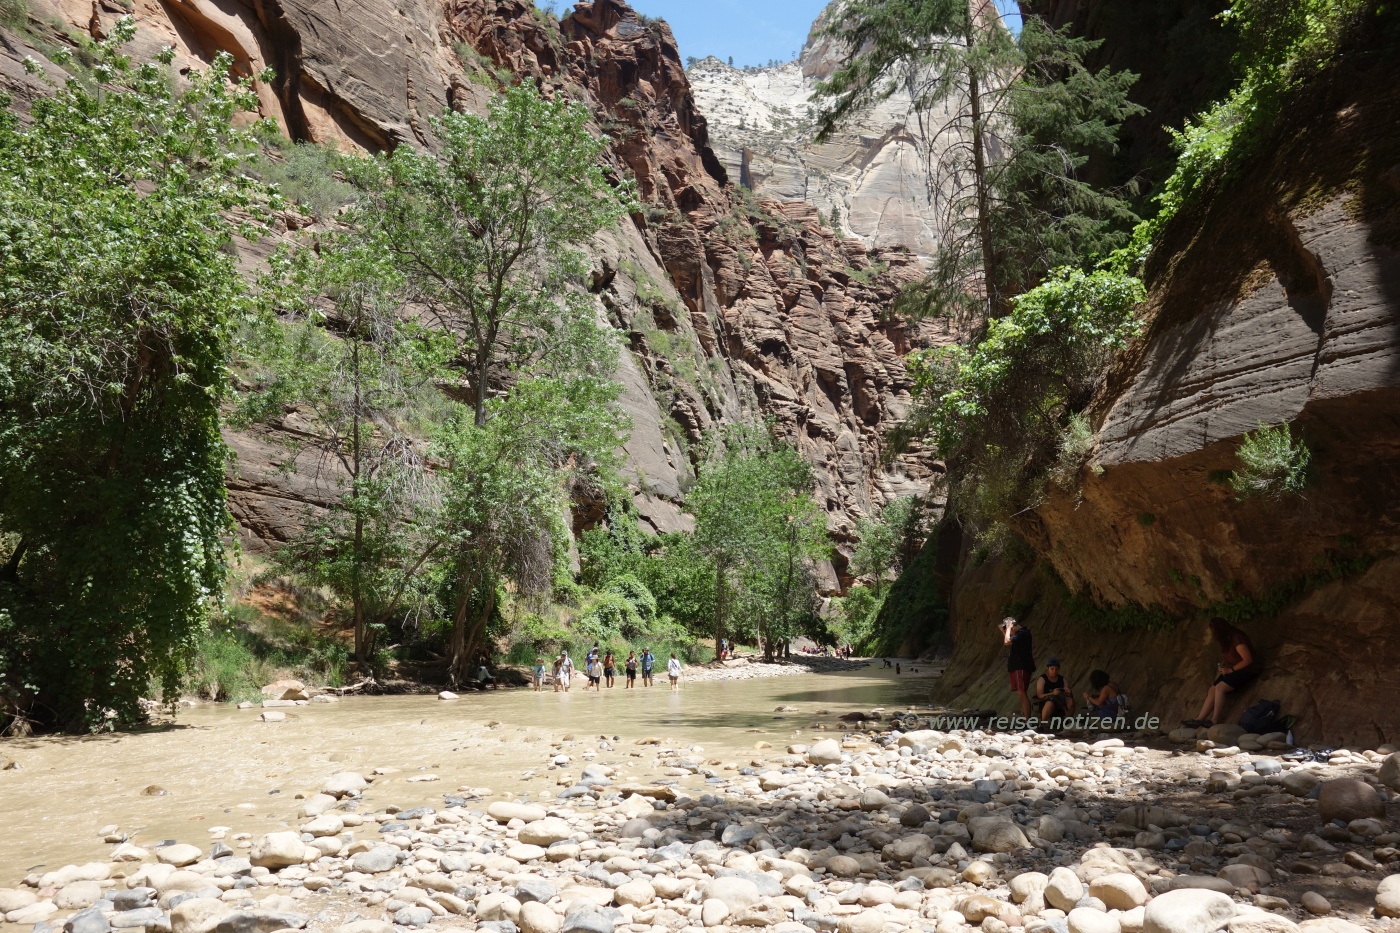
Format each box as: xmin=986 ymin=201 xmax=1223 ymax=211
xmin=1238 ymin=699 xmax=1282 ymax=733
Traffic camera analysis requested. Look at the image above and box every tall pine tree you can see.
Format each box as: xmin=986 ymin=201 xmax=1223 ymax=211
xmin=815 ymin=0 xmax=1143 ymax=327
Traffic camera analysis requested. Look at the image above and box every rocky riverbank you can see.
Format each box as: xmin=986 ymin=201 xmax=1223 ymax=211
xmin=4 ymin=706 xmax=1399 ymax=933
xmin=679 ymin=657 xmax=873 ymax=684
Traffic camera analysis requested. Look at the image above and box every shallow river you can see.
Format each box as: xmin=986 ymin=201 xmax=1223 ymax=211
xmin=0 ymin=666 xmax=937 ymax=885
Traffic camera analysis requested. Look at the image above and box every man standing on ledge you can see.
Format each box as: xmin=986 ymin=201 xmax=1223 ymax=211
xmin=1003 ymin=617 xmax=1034 ymax=718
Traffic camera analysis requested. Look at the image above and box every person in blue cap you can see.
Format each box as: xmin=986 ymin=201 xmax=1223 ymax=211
xmin=1034 ymin=657 xmax=1073 ymax=722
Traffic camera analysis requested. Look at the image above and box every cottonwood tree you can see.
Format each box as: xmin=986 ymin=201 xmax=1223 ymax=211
xmin=850 ymin=496 xmax=918 ymax=597
xmin=366 ymin=81 xmax=632 ymax=427
xmin=240 ymin=231 xmax=452 ymax=668
xmin=0 ymin=25 xmax=275 ymax=730
xmin=814 ymin=0 xmax=1142 ymax=327
xmin=689 ymin=425 xmax=828 ymax=660
xmin=361 ymin=81 xmax=632 ymax=681
xmin=436 ymin=369 xmax=622 ymax=682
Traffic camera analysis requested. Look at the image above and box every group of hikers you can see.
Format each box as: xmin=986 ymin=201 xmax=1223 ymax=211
xmin=1003 ymin=615 xmax=1259 ymax=729
xmin=534 ymin=643 xmax=683 ymax=693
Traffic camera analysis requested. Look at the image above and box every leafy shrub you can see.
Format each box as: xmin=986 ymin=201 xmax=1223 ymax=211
xmin=578 ymin=503 xmax=717 ymax=634
xmin=576 ymin=591 xmax=645 ymax=642
xmin=1143 ymin=0 xmax=1368 ymax=240
xmin=1052 ymin=412 xmax=1095 ymax=485
xmin=185 ymin=605 xmax=349 ymax=702
xmin=902 ymin=267 xmax=1144 ymax=525
xmin=250 ymin=141 xmax=357 ymax=220
xmin=504 ymin=611 xmax=571 ymax=664
xmin=187 ymin=626 xmax=266 ymax=702
xmin=0 ymin=0 xmax=27 ymax=29
xmin=604 ymin=573 xmax=657 ymax=623
xmin=1230 ymin=422 xmax=1311 ymax=499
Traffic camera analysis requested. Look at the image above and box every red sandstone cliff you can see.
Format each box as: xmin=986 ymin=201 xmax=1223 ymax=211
xmin=936 ymin=16 xmax=1400 ymax=745
xmin=0 ymin=0 xmax=944 ymax=587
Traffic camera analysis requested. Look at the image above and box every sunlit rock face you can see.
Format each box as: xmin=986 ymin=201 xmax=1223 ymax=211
xmin=686 ymin=1 xmax=958 ymax=262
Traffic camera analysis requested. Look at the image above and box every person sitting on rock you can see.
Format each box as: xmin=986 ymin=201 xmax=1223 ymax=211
xmin=1034 ymin=657 xmax=1072 ymax=722
xmin=1182 ymin=617 xmax=1257 ymax=728
xmin=1083 ymin=669 xmax=1124 ymax=719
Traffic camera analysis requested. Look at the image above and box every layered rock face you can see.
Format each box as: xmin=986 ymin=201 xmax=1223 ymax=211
xmin=686 ymin=4 xmax=953 ymax=261
xmin=938 ymin=24 xmax=1400 ymax=744
xmin=0 ymin=0 xmax=943 ymax=582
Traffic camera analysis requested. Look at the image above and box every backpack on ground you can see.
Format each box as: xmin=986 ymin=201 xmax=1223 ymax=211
xmin=1238 ymin=698 xmax=1282 ymax=733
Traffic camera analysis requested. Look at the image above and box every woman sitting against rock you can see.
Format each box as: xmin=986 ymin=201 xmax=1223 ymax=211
xmin=1083 ymin=669 xmax=1124 ymax=719
xmin=1182 ymin=617 xmax=1257 ymax=728
xmin=1034 ymin=658 xmax=1073 ymax=722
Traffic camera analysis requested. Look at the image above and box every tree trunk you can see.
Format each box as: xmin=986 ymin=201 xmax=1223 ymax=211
xmin=966 ymin=13 xmax=999 ymax=322
xmin=462 ymin=585 xmax=496 ymax=679
xmin=474 ymin=346 xmax=490 ymax=427
xmin=352 ymin=511 xmax=367 ymax=666
xmin=713 ymin=559 xmax=727 ymax=658
xmin=448 ymin=571 xmax=474 ymax=685
xmin=350 ymin=328 xmax=369 ymax=667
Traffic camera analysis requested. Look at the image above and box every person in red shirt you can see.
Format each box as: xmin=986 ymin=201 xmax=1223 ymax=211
xmin=1182 ymin=617 xmax=1257 ymax=728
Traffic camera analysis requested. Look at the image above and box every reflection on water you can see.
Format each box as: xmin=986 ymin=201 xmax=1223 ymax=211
xmin=0 ymin=666 xmax=936 ymax=880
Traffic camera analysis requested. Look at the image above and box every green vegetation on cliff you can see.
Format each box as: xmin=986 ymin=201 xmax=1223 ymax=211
xmin=0 ymin=25 xmax=277 ymax=731
xmin=240 ymin=82 xmax=633 ymax=686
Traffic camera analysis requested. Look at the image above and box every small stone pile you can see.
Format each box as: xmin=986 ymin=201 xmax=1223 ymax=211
xmin=3 ymin=717 xmax=1399 ymax=933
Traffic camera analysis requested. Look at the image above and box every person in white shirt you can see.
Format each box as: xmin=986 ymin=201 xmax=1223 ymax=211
xmin=667 ymin=653 xmax=682 ymax=692
xmin=559 ymin=651 xmax=574 ymax=692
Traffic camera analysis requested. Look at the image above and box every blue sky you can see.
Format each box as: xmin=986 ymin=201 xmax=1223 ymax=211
xmin=629 ymin=0 xmax=1023 ymax=69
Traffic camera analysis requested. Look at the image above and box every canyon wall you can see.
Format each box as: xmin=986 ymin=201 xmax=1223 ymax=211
xmin=936 ymin=15 xmax=1400 ymax=745
xmin=0 ymin=0 xmax=944 ymax=586
xmin=686 ymin=0 xmax=957 ymax=262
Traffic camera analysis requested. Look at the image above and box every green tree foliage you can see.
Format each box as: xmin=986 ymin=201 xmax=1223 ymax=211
xmin=239 ymin=231 xmax=453 ymax=668
xmin=364 ymin=82 xmax=633 ymax=426
xmin=0 ymin=24 xmax=275 ymax=730
xmin=829 ymin=584 xmax=884 ymax=653
xmin=815 ymin=0 xmax=1143 ymax=326
xmin=1146 ymin=0 xmax=1368 ymax=238
xmin=850 ymin=497 xmax=918 ymax=596
xmin=436 ymin=374 xmax=623 ymax=681
xmin=898 ymin=267 xmax=1144 ymax=531
xmin=871 ymin=531 xmax=951 ymax=653
xmin=838 ymin=498 xmax=941 ymax=654
xmin=578 ymin=502 xmax=718 ymax=637
xmin=603 ymin=574 xmax=657 ymax=624
xmin=688 ymin=425 xmax=830 ymax=660
xmin=341 ymin=81 xmax=632 ymax=683
xmin=577 ymin=591 xmax=645 ymax=643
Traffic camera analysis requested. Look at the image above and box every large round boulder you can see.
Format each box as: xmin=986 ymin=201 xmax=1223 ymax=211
xmin=249 ymin=833 xmax=306 ymax=869
xmin=1144 ymin=889 xmax=1236 ymax=933
xmin=1317 ymin=778 xmax=1383 ymax=823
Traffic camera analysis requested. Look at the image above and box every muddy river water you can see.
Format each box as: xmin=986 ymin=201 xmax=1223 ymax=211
xmin=0 ymin=666 xmax=938 ymax=885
